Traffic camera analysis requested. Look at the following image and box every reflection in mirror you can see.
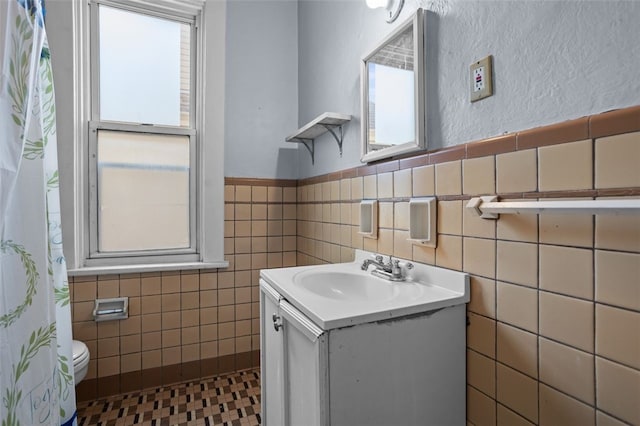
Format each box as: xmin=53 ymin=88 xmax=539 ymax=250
xmin=361 ymin=9 xmax=425 ymax=163
xmin=367 ymin=26 xmax=414 ymax=149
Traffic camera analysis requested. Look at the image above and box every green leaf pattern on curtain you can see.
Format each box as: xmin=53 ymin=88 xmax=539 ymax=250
xmin=2 ymin=324 xmax=57 ymax=426
xmin=7 ymin=13 xmax=32 ymax=137
xmin=0 ymin=241 xmax=39 ymax=328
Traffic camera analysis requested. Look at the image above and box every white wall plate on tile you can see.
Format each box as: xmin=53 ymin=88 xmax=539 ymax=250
xmin=408 ymin=197 xmax=437 ymax=247
xmin=359 ymin=200 xmax=378 ymax=239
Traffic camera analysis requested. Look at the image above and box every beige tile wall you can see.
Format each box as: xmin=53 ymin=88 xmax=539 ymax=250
xmin=69 ymin=181 xmax=297 ymax=400
xmin=68 ymin=106 xmax=639 ymax=418
xmin=295 ymin=128 xmax=640 ymax=425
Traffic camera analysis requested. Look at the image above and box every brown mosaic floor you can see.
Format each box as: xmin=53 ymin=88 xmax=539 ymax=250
xmin=76 ymin=369 xmax=261 ymax=426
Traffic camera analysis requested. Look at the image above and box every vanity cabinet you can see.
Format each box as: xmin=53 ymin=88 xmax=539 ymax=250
xmin=260 ymin=278 xmax=466 ymax=426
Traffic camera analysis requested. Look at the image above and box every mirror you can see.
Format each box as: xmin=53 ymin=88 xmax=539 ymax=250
xmin=361 ymin=9 xmax=425 ymax=163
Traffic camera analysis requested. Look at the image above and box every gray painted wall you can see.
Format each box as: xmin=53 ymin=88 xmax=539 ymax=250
xmin=297 ymin=0 xmax=640 ymax=178
xmin=46 ymin=0 xmax=640 ymax=183
xmin=224 ymin=0 xmax=299 ymax=179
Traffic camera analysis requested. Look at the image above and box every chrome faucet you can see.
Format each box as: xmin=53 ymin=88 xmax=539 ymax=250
xmin=361 ymin=255 xmax=413 ymax=282
xmin=361 ymin=255 xmax=388 ymax=271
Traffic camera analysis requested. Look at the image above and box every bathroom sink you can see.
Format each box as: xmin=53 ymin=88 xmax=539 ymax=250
xmin=294 ymin=270 xmax=399 ymax=302
xmin=260 ymin=250 xmax=470 ymax=330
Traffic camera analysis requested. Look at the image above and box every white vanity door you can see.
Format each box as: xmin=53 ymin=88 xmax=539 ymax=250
xmin=280 ymin=300 xmax=328 ymax=426
xmin=260 ymin=280 xmax=285 ymax=426
xmin=260 ymin=280 xmax=329 ymax=426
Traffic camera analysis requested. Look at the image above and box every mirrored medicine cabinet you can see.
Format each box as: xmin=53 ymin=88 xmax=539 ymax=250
xmin=361 ymin=9 xmax=426 ymax=163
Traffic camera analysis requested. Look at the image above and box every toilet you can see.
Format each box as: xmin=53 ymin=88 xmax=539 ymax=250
xmin=72 ymin=340 xmax=90 ymax=384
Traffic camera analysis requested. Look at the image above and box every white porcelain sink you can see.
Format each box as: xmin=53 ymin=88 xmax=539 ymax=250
xmin=260 ymin=250 xmax=470 ymax=330
xmin=294 ymin=270 xmax=400 ymax=302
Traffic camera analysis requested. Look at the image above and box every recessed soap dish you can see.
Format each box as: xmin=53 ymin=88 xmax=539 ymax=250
xmin=408 ymin=197 xmax=437 ymax=247
xmin=359 ymin=200 xmax=378 ymax=239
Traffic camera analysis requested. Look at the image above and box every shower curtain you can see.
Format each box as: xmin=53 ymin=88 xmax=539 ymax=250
xmin=0 ymin=0 xmax=77 ymax=425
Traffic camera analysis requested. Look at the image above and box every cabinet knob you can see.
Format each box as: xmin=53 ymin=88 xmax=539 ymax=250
xmin=272 ymin=313 xmax=283 ymax=331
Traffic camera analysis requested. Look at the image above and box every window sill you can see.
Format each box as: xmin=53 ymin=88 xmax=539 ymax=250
xmin=67 ymin=260 xmax=229 ymax=277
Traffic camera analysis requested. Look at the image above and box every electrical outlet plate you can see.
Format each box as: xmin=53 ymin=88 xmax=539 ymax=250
xmin=470 ymin=55 xmax=493 ymax=102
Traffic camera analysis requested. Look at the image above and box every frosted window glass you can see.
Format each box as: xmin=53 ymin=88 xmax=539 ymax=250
xmin=97 ymin=130 xmax=190 ymax=252
xmin=98 ymin=5 xmax=190 ymax=126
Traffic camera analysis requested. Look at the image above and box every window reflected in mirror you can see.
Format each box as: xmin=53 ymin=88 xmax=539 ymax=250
xmin=367 ymin=26 xmax=414 ymax=150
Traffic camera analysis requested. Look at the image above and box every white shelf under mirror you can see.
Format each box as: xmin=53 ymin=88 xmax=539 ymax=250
xmin=286 ymin=112 xmax=351 ymax=164
xmin=408 ymin=197 xmax=437 ymax=247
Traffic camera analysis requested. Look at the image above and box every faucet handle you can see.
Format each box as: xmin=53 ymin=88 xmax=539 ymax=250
xmin=375 ymin=254 xmax=384 ymax=263
xmin=391 ymin=259 xmax=401 ymax=275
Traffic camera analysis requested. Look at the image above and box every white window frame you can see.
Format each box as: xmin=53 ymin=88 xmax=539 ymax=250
xmin=67 ymin=0 xmax=227 ymax=274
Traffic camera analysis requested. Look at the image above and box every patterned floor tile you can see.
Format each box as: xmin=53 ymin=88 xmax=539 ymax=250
xmin=77 ymin=369 xmax=261 ymax=426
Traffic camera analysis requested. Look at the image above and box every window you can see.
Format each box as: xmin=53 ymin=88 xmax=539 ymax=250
xmin=68 ymin=0 xmax=227 ymax=272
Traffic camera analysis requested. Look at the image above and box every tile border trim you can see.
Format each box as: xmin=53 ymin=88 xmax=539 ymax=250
xmin=292 ymin=104 xmax=639 ymax=187
xmin=225 ymin=177 xmax=297 ymax=187
xmin=76 ymin=350 xmax=260 ymax=402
